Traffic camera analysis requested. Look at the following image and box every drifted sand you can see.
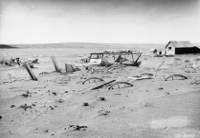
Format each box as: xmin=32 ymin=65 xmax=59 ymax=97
xmin=0 ymin=44 xmax=200 ymax=138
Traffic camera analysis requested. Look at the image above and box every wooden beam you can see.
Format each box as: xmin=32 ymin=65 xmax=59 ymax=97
xmin=51 ymin=56 xmax=60 ymax=72
xmin=65 ymin=63 xmax=74 ymax=72
xmin=24 ymin=63 xmax=38 ymax=81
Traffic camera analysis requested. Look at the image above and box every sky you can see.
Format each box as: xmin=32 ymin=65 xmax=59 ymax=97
xmin=0 ymin=0 xmax=200 ymax=44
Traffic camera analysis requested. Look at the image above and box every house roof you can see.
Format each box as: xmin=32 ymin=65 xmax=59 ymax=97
xmin=166 ymin=41 xmax=194 ymax=48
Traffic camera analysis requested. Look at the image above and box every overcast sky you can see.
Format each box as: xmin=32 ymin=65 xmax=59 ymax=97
xmin=0 ymin=0 xmax=199 ymax=44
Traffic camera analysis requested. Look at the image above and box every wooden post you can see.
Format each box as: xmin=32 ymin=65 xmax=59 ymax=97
xmin=65 ymin=64 xmax=74 ymax=72
xmin=24 ymin=63 xmax=38 ymax=81
xmin=155 ymin=61 xmax=165 ymax=77
xmin=51 ymin=56 xmax=60 ymax=72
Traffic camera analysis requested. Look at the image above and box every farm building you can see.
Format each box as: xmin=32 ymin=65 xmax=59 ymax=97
xmin=165 ymin=41 xmax=200 ymax=55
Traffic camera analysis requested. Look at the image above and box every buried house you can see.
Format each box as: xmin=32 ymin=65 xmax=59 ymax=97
xmin=165 ymin=41 xmax=200 ymax=55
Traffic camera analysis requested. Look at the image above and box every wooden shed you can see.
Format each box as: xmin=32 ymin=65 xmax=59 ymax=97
xmin=165 ymin=41 xmax=200 ymax=55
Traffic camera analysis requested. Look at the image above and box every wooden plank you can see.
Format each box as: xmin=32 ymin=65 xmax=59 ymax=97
xmin=51 ymin=56 xmax=60 ymax=72
xmin=24 ymin=63 xmax=38 ymax=81
xmin=65 ymin=64 xmax=74 ymax=72
xmin=91 ymin=80 xmax=116 ymax=90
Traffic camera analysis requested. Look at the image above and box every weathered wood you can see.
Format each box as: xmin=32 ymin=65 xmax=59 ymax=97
xmin=51 ymin=56 xmax=60 ymax=72
xmin=24 ymin=63 xmax=38 ymax=81
xmin=65 ymin=64 xmax=74 ymax=72
xmin=82 ymin=77 xmax=104 ymax=84
xmin=155 ymin=61 xmax=165 ymax=77
xmin=91 ymin=80 xmax=116 ymax=90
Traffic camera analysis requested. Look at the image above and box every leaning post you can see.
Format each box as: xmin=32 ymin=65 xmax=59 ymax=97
xmin=51 ymin=56 xmax=60 ymax=72
xmin=24 ymin=62 xmax=38 ymax=81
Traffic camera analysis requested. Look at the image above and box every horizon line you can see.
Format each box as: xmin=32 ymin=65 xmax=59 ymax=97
xmin=1 ymin=41 xmax=199 ymax=45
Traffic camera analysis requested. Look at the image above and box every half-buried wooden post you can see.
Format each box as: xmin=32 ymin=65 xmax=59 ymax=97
xmin=65 ymin=63 xmax=74 ymax=72
xmin=24 ymin=63 xmax=38 ymax=81
xmin=51 ymin=56 xmax=60 ymax=72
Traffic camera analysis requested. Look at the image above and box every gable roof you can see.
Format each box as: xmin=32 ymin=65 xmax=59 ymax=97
xmin=166 ymin=41 xmax=193 ymax=48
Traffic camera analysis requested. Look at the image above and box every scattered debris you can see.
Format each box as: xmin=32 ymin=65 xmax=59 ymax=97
xmin=44 ymin=130 xmax=48 ymax=133
xmin=83 ymin=102 xmax=89 ymax=106
xmin=91 ymin=80 xmax=116 ymax=90
xmin=55 ymin=99 xmax=65 ymax=103
xmin=10 ymin=105 xmax=16 ymax=108
xmin=107 ymin=81 xmax=133 ymax=90
xmin=31 ymin=59 xmax=39 ymax=64
xmin=107 ymin=65 xmax=125 ymax=71
xmin=52 ymin=92 xmax=57 ymax=96
xmin=141 ymin=102 xmax=152 ymax=107
xmin=190 ymin=77 xmax=200 ymax=86
xmin=164 ymin=74 xmax=188 ymax=81
xmin=82 ymin=77 xmax=104 ymax=84
xmin=185 ymin=70 xmax=197 ymax=73
xmin=19 ymin=104 xmax=32 ymax=111
xmin=48 ymin=106 xmax=54 ymax=110
xmin=98 ymin=97 xmax=106 ymax=101
xmin=21 ymin=91 xmax=32 ymax=98
xmin=97 ymin=108 xmax=110 ymax=116
xmin=68 ymin=125 xmax=88 ymax=131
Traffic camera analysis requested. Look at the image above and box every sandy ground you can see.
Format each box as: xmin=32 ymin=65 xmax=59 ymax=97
xmin=0 ymin=45 xmax=200 ymax=138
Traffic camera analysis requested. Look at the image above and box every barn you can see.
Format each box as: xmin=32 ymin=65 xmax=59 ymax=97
xmin=165 ymin=41 xmax=200 ymax=55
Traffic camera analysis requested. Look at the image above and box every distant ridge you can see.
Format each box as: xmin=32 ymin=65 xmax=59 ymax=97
xmin=0 ymin=44 xmax=17 ymax=49
xmin=0 ymin=42 xmax=166 ymax=49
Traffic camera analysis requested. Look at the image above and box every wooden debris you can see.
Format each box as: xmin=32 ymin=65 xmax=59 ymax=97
xmin=19 ymin=104 xmax=32 ymax=111
xmin=82 ymin=77 xmax=104 ymax=84
xmin=51 ymin=56 xmax=61 ymax=72
xmin=155 ymin=61 xmax=165 ymax=77
xmin=91 ymin=80 xmax=116 ymax=90
xmin=24 ymin=63 xmax=38 ymax=81
xmin=65 ymin=64 xmax=74 ymax=72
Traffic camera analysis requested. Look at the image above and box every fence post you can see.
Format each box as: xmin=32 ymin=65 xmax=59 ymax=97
xmin=65 ymin=63 xmax=74 ymax=72
xmin=24 ymin=63 xmax=38 ymax=81
xmin=51 ymin=56 xmax=60 ymax=72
